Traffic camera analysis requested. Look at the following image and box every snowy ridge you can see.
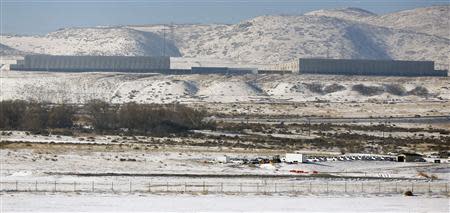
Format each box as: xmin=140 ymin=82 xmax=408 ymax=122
xmin=0 ymin=6 xmax=449 ymax=70
xmin=1 ymin=71 xmax=448 ymax=104
xmin=1 ymin=27 xmax=181 ymax=57
xmin=307 ymin=5 xmax=450 ymax=39
xmin=131 ymin=6 xmax=450 ymax=69
xmin=0 ymin=43 xmax=27 ymax=56
xmin=305 ymin=7 xmax=376 ymax=20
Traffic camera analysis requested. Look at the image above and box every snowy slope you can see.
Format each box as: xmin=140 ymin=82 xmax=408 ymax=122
xmin=0 ymin=43 xmax=27 ymax=56
xmin=1 ymin=71 xmax=449 ymax=104
xmin=305 ymin=7 xmax=376 ymax=20
xmin=0 ymin=27 xmax=181 ymax=57
xmin=131 ymin=6 xmax=450 ymax=68
xmin=368 ymin=6 xmax=450 ymax=39
xmin=0 ymin=6 xmax=448 ymax=69
xmin=306 ymin=5 xmax=450 ymax=39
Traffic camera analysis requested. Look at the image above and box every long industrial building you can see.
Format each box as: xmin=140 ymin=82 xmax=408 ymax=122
xmin=9 ymin=55 xmax=448 ymax=77
xmin=268 ymin=58 xmax=447 ymax=77
xmin=10 ymin=55 xmax=170 ymax=72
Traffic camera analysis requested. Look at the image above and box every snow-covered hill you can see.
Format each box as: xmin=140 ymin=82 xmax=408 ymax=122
xmin=0 ymin=27 xmax=181 ymax=57
xmin=0 ymin=43 xmax=27 ymax=56
xmin=131 ymin=5 xmax=450 ymax=69
xmin=306 ymin=5 xmax=450 ymax=39
xmin=305 ymin=7 xmax=376 ymax=20
xmin=0 ymin=6 xmax=448 ymax=69
xmin=1 ymin=71 xmax=449 ymax=104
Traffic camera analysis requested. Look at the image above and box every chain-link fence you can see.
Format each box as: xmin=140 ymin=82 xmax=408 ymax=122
xmin=1 ymin=180 xmax=448 ymax=195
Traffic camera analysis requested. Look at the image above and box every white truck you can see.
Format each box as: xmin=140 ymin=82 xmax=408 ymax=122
xmin=283 ymin=153 xmax=307 ymax=163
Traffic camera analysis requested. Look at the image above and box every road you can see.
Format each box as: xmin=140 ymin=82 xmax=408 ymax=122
xmin=212 ymin=115 xmax=450 ymax=125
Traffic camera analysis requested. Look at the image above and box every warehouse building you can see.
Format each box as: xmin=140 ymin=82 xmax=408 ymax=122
xmin=268 ymin=58 xmax=447 ymax=77
xmin=10 ymin=55 xmax=170 ymax=72
xmin=191 ymin=67 xmax=257 ymax=75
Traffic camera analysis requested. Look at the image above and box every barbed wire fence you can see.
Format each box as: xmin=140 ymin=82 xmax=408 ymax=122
xmin=1 ymin=180 xmax=448 ymax=196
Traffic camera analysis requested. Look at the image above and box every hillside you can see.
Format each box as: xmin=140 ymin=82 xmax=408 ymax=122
xmin=1 ymin=71 xmax=449 ymax=104
xmin=0 ymin=43 xmax=27 ymax=56
xmin=129 ymin=6 xmax=449 ymax=69
xmin=0 ymin=27 xmax=181 ymax=57
xmin=305 ymin=7 xmax=376 ymax=21
xmin=306 ymin=5 xmax=450 ymax=39
xmin=0 ymin=6 xmax=449 ymax=70
xmin=132 ymin=12 xmax=449 ymax=69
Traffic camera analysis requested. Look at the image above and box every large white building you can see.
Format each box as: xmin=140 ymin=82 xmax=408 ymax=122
xmin=10 ymin=55 xmax=170 ymax=72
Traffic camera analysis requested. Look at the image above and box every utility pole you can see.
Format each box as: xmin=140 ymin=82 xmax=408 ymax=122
xmin=162 ymin=24 xmax=167 ymax=57
xmin=307 ymin=117 xmax=311 ymax=136
xmin=169 ymin=22 xmax=175 ymax=42
xmin=326 ymin=46 xmax=330 ymax=59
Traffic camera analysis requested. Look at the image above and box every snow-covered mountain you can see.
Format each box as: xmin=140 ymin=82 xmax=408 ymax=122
xmin=305 ymin=7 xmax=377 ymax=21
xmin=306 ymin=6 xmax=450 ymax=39
xmin=132 ymin=5 xmax=449 ymax=69
xmin=0 ymin=27 xmax=181 ymax=57
xmin=0 ymin=43 xmax=27 ymax=56
xmin=1 ymin=6 xmax=449 ymax=69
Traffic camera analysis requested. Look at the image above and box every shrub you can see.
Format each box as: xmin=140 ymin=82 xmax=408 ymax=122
xmin=352 ymin=84 xmax=384 ymax=96
xmin=404 ymin=190 xmax=413 ymax=196
xmin=21 ymin=103 xmax=49 ymax=131
xmin=385 ymin=84 xmax=406 ymax=96
xmin=48 ymin=104 xmax=75 ymax=128
xmin=0 ymin=100 xmax=210 ymax=136
xmin=323 ymin=84 xmax=346 ymax=94
xmin=407 ymin=86 xmax=429 ymax=97
xmin=85 ymin=100 xmax=119 ymax=131
xmin=0 ymin=100 xmax=28 ymax=129
xmin=304 ymin=83 xmax=324 ymax=94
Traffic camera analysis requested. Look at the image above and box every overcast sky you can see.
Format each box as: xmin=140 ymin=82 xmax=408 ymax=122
xmin=1 ymin=0 xmax=448 ymax=35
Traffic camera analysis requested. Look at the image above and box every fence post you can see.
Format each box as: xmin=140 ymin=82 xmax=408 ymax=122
xmin=166 ymin=182 xmax=169 ymax=192
xmin=378 ymin=182 xmax=381 ymax=193
xmin=203 ymin=182 xmax=206 ymax=193
xmin=111 ymin=181 xmax=114 ymax=192
xmin=428 ymin=182 xmax=431 ymax=193
xmin=54 ymin=181 xmax=57 ymax=192
xmin=256 ymin=183 xmax=259 ymax=193
xmin=446 ymin=183 xmax=448 ymax=193
xmin=344 ymin=181 xmax=347 ymax=193
xmin=275 ymin=183 xmax=277 ymax=193
xmin=361 ymin=182 xmax=364 ymax=193
xmin=326 ymin=181 xmax=329 ymax=194
xmin=240 ymin=183 xmax=243 ymax=193
xmin=221 ymin=183 xmax=223 ymax=193
xmin=411 ymin=182 xmax=414 ymax=193
xmin=184 ymin=182 xmax=187 ymax=193
xmin=129 ymin=181 xmax=132 ymax=193
xmin=309 ymin=182 xmax=312 ymax=193
xmin=292 ymin=183 xmax=295 ymax=194
xmin=16 ymin=180 xmax=18 ymax=191
xmin=264 ymin=181 xmax=267 ymax=195
xmin=35 ymin=180 xmax=38 ymax=192
xmin=148 ymin=182 xmax=151 ymax=193
xmin=395 ymin=182 xmax=398 ymax=193
xmin=74 ymin=181 xmax=76 ymax=192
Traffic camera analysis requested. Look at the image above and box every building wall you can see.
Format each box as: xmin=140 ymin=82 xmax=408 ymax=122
xmin=191 ymin=67 xmax=255 ymax=75
xmin=13 ymin=55 xmax=170 ymax=71
xmin=264 ymin=60 xmax=299 ymax=73
xmin=298 ymin=58 xmax=447 ymax=77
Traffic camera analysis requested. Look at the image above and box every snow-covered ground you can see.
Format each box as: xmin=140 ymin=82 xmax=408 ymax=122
xmin=1 ymin=193 xmax=448 ymax=212
xmin=1 ymin=71 xmax=449 ymax=106
xmin=1 ymin=6 xmax=449 ymax=70
xmin=2 ymin=135 xmax=448 ymax=181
